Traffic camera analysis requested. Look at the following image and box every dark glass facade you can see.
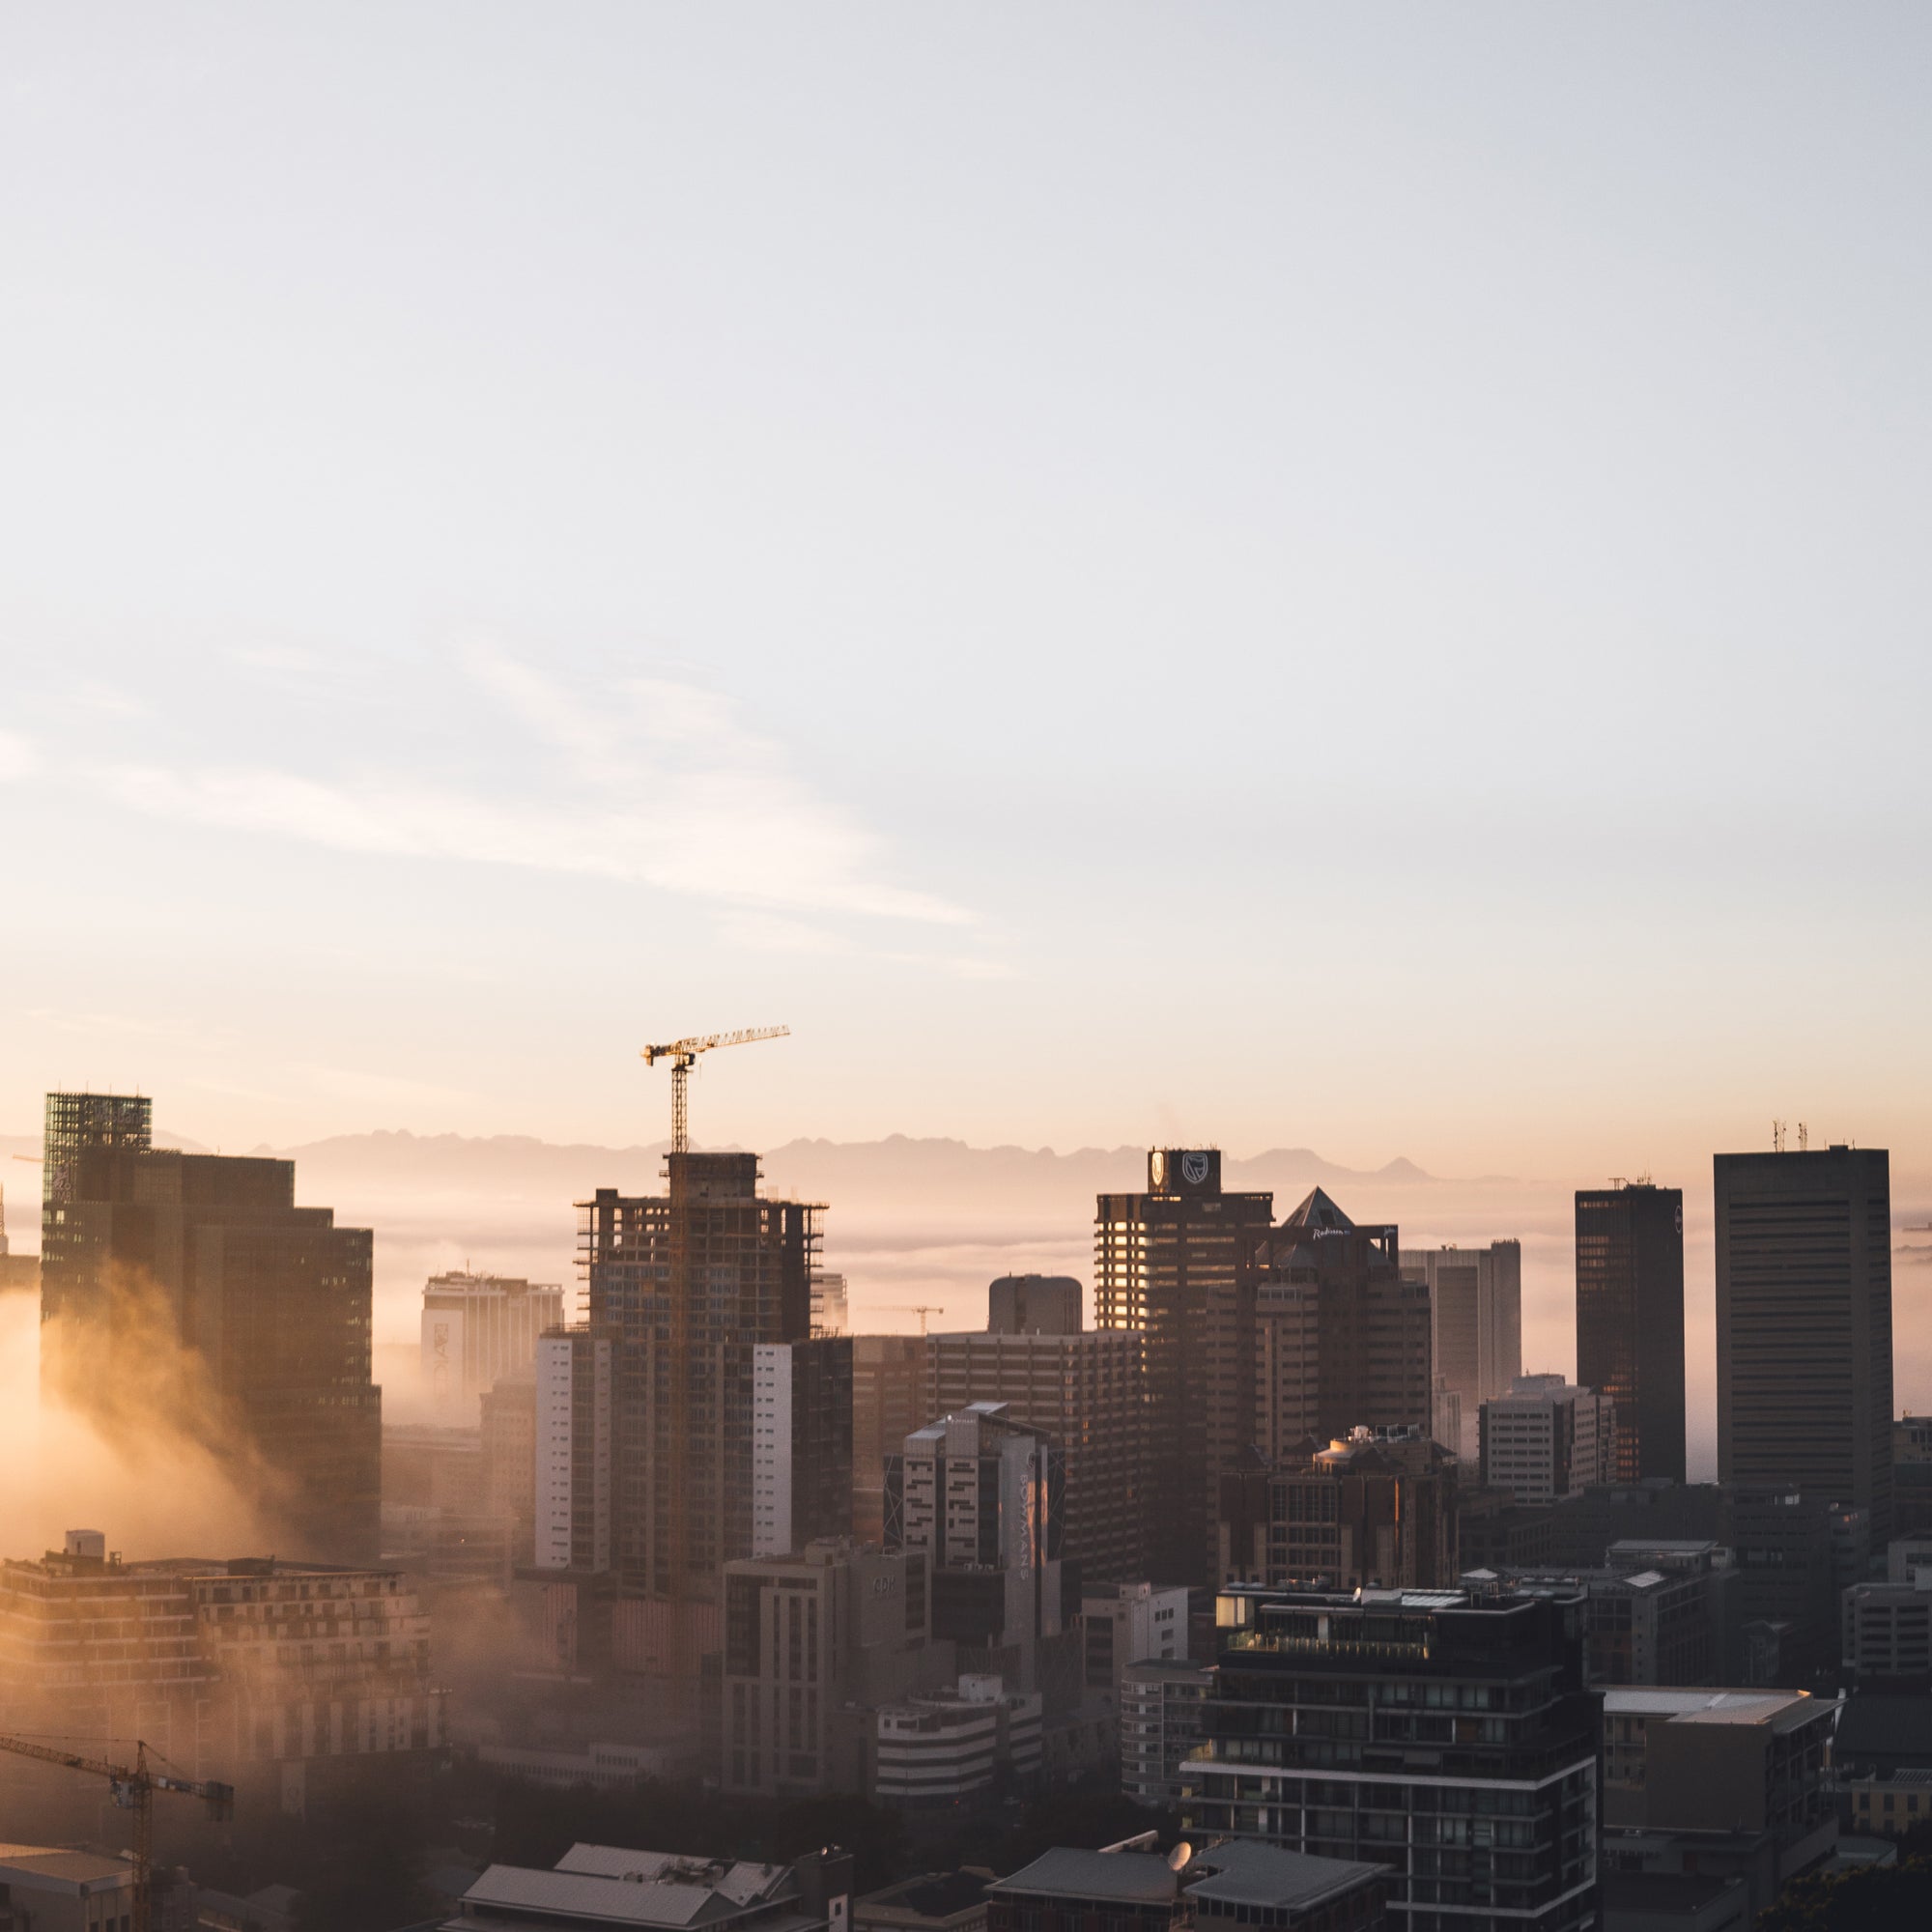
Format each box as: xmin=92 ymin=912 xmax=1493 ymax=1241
xmin=1095 ymin=1151 xmax=1274 ymax=1590
xmin=1715 ymin=1147 xmax=1893 ymax=1543
xmin=39 ymin=1091 xmax=380 ymax=1563
xmin=1185 ymin=1587 xmax=1602 ymax=1932
xmin=1575 ymin=1183 xmax=1685 ymax=1484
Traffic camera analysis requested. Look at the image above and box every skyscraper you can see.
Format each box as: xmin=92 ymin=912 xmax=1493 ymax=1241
xmin=1247 ymin=1189 xmax=1433 ymax=1450
xmin=581 ymin=1151 xmax=820 ymax=1605
xmin=1716 ymin=1145 xmax=1893 ymax=1541
xmin=1401 ymin=1238 xmax=1521 ymax=1462
xmin=1575 ymin=1181 xmax=1685 ymax=1483
xmin=1095 ymin=1150 xmax=1274 ymax=1590
xmin=39 ymin=1091 xmax=381 ymax=1563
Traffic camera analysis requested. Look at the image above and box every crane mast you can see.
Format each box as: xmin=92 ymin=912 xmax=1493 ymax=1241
xmin=0 ymin=1734 xmax=233 ymax=1932
xmin=640 ymin=1026 xmax=789 ymax=1153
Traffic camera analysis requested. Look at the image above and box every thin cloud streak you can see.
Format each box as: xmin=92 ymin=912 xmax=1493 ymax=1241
xmin=6 ymin=648 xmax=974 ymax=930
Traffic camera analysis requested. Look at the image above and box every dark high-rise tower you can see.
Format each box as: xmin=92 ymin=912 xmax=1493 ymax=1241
xmin=1716 ymin=1145 xmax=1893 ymax=1541
xmin=1576 ymin=1180 xmax=1686 ymax=1483
xmin=1248 ymin=1189 xmax=1434 ymax=1452
xmin=581 ymin=1151 xmax=819 ymax=1605
xmin=39 ymin=1091 xmax=380 ymax=1562
xmin=1096 ymin=1151 xmax=1273 ymax=1590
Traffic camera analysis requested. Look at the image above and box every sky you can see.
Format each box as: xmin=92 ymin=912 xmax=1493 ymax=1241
xmin=3 ymin=5 xmax=1930 ymax=1197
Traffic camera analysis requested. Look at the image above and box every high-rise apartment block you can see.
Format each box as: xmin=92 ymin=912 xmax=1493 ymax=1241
xmin=853 ymin=1335 xmax=929 ymax=1546
xmin=1248 ymin=1190 xmax=1433 ymax=1456
xmin=581 ymin=1152 xmax=819 ymax=1605
xmin=420 ymin=1270 xmax=565 ymax=1419
xmin=537 ymin=1328 xmax=613 ymax=1574
xmin=1185 ymin=1584 xmax=1601 ymax=1932
xmin=925 ymin=1325 xmax=1145 ymax=1581
xmin=1401 ymin=1239 xmax=1521 ymax=1463
xmin=987 ymin=1274 xmax=1082 ymax=1335
xmin=751 ymin=1339 xmax=853 ymax=1557
xmin=1480 ymin=1376 xmax=1616 ymax=1506
xmin=1097 ymin=1151 xmax=1274 ymax=1589
xmin=1716 ymin=1145 xmax=1894 ymax=1541
xmin=38 ymin=1092 xmax=381 ymax=1564
xmin=885 ymin=1404 xmax=1065 ymax=1691
xmin=1574 ymin=1182 xmax=1685 ymax=1484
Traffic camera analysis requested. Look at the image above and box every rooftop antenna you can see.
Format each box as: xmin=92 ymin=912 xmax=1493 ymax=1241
xmin=1773 ymin=1120 xmax=1786 ymax=1153
xmin=1797 ymin=1123 xmax=1808 ymax=1151
xmin=640 ymin=1027 xmax=790 ymax=1153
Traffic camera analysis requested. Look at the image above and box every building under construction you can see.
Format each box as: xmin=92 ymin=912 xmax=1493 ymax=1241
xmin=38 ymin=1093 xmax=382 ymax=1564
xmin=579 ymin=1152 xmax=822 ymax=1615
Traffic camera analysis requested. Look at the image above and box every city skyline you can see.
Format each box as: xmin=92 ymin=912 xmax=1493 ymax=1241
xmin=3 ymin=11 xmax=1928 ymax=1925
xmin=7 ymin=1095 xmax=1930 ymax=1493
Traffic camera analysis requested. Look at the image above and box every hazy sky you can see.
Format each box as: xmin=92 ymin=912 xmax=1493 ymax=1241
xmin=4 ymin=6 xmax=1930 ymax=1193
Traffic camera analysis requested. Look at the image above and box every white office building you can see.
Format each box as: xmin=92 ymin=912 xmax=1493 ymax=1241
xmin=421 ymin=1271 xmax=566 ymax=1418
xmin=873 ymin=1673 xmax=1042 ymax=1807
xmin=1479 ymin=1374 xmax=1616 ymax=1506
xmin=536 ymin=1329 xmax=612 ymax=1573
xmin=1080 ymin=1580 xmax=1189 ymax=1693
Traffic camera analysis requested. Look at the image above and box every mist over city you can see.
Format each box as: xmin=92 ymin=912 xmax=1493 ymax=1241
xmin=4 ymin=8 xmax=1931 ymax=1932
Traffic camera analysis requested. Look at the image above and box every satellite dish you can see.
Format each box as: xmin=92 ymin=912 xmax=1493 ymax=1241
xmin=1167 ymin=1843 xmax=1193 ymax=1872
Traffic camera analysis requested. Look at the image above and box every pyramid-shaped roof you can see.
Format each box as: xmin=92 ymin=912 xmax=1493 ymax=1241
xmin=1281 ymin=1186 xmax=1354 ymax=1232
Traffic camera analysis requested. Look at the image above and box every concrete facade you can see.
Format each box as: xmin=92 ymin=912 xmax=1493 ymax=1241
xmin=1401 ymin=1240 xmax=1521 ymax=1463
xmin=1480 ymin=1377 xmax=1616 ymax=1506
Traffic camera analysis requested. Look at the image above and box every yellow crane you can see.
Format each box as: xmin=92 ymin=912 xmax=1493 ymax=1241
xmin=882 ymin=1304 xmax=944 ymax=1336
xmin=640 ymin=1027 xmax=789 ymax=1153
xmin=0 ymin=1734 xmax=233 ymax=1932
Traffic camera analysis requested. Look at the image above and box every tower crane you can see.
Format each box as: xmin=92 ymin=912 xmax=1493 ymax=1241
xmin=0 ymin=1734 xmax=233 ymax=1932
xmin=882 ymin=1304 xmax=944 ymax=1336
xmin=640 ymin=1028 xmax=789 ymax=1153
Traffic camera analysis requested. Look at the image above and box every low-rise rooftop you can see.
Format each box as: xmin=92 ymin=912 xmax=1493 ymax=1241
xmin=1604 ymin=1688 xmax=1828 ymax=1732
xmin=989 ymin=1842 xmax=1385 ymax=1918
xmin=0 ymin=1844 xmax=133 ymax=1888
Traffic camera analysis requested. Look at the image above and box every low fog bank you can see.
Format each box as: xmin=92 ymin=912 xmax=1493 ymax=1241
xmin=12 ymin=1127 xmax=1932 ymax=1492
xmin=0 ymin=1288 xmax=283 ymax=1562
